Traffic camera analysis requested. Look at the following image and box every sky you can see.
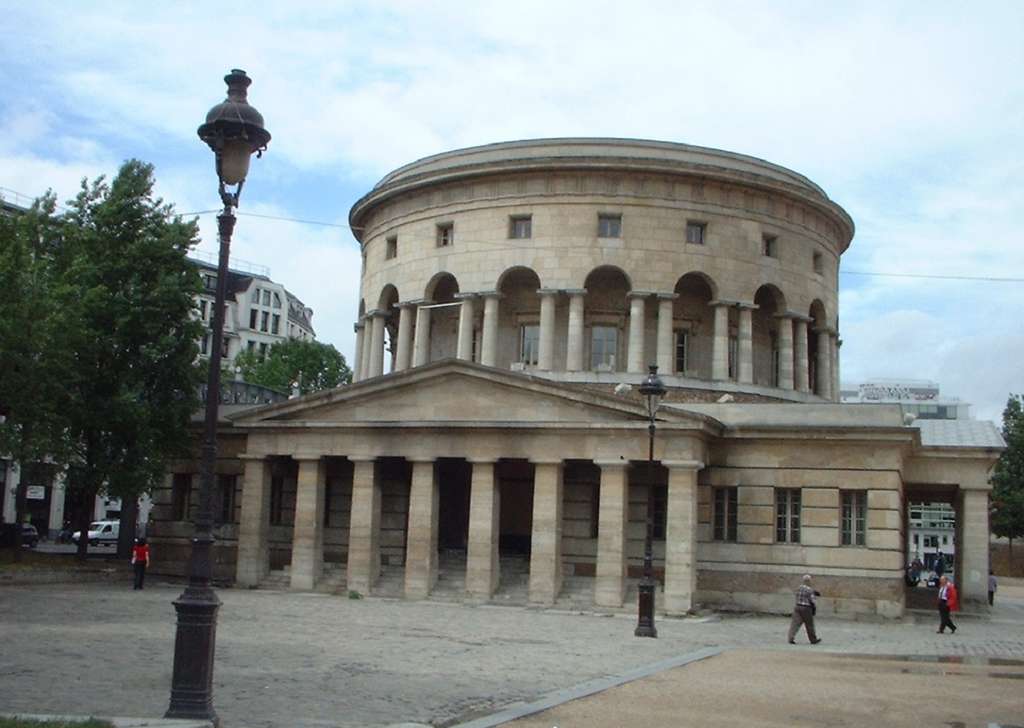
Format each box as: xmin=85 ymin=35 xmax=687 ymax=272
xmin=1 ymin=1 xmax=1021 ymax=422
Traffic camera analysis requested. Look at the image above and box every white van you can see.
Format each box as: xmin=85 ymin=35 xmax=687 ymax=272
xmin=71 ymin=520 xmax=120 ymax=546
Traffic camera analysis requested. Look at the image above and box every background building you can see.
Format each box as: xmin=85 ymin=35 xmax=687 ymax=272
xmin=840 ymin=379 xmax=972 ymax=421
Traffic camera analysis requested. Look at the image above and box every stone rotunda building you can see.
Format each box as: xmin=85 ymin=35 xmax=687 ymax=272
xmin=151 ymin=139 xmax=1002 ymax=617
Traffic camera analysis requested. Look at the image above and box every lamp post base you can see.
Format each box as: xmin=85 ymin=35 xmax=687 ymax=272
xmin=634 ymin=578 xmax=658 ymax=638
xmin=165 ymin=583 xmax=221 ymax=726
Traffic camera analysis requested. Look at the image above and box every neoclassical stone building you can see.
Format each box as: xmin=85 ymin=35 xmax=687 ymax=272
xmin=151 ymin=139 xmax=1002 ymax=617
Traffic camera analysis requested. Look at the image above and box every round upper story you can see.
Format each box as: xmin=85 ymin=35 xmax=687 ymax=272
xmin=349 ymin=139 xmax=853 ymax=401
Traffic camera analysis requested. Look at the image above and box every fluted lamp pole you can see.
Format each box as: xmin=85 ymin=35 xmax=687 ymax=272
xmin=166 ymin=69 xmax=270 ymax=725
xmin=635 ymin=364 xmax=666 ymax=638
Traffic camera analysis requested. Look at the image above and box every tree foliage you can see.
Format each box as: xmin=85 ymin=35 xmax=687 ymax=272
xmin=991 ymin=394 xmax=1024 ymax=550
xmin=234 ymin=338 xmax=351 ymax=395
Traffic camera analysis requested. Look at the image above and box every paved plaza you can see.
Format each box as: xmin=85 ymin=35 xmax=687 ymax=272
xmin=0 ymin=579 xmax=1022 ymax=727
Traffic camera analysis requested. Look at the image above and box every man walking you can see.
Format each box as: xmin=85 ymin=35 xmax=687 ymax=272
xmin=788 ymin=574 xmax=822 ymax=645
xmin=936 ymin=575 xmax=958 ymax=634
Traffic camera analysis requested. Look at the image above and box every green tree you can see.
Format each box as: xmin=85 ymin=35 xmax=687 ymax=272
xmin=0 ymin=196 xmax=72 ymax=561
xmin=991 ymin=394 xmax=1024 ymax=566
xmin=55 ymin=160 xmax=204 ymax=559
xmin=234 ymin=338 xmax=351 ymax=395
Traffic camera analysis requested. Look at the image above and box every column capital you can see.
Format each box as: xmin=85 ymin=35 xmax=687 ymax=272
xmin=292 ymin=454 xmax=325 ymax=464
xmin=529 ymin=459 xmax=564 ymax=466
xmin=353 ymin=321 xmax=365 ymax=332
xmin=627 ymin=289 xmax=657 ymax=299
xmin=736 ymin=301 xmax=758 ymax=311
xmin=564 ymin=288 xmax=588 ymax=297
xmin=812 ymin=326 xmax=837 ymax=336
xmin=708 ymin=299 xmax=740 ymax=308
xmin=536 ymin=288 xmax=560 ymax=297
xmin=347 ymin=455 xmax=378 ymax=464
xmin=787 ymin=312 xmax=814 ymax=323
xmin=406 ymin=456 xmax=436 ymax=465
xmin=453 ymin=292 xmax=479 ymax=301
xmin=366 ymin=308 xmax=389 ymax=318
xmin=466 ymin=457 xmax=498 ymax=465
xmin=661 ymin=459 xmax=705 ymax=470
xmin=655 ymin=292 xmax=679 ymax=301
xmin=398 ymin=298 xmax=428 ymax=308
xmin=593 ymin=459 xmax=629 ymax=468
xmin=478 ymin=289 xmax=503 ymax=300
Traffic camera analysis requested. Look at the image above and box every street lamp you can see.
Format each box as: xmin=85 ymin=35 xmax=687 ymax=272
xmin=166 ymin=69 xmax=270 ymax=725
xmin=635 ymin=364 xmax=666 ymax=638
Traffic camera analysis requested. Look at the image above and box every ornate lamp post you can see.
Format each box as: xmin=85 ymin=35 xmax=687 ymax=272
xmin=635 ymin=364 xmax=666 ymax=638
xmin=166 ymin=69 xmax=270 ymax=724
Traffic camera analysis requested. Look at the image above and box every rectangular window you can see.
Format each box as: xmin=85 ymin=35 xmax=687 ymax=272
xmin=199 ymin=335 xmax=209 ymax=356
xmin=271 ymin=314 xmax=280 ymax=335
xmin=324 ymin=483 xmax=333 ymax=528
xmin=509 ymin=215 xmax=532 ymax=239
xmin=171 ymin=473 xmax=192 ymax=521
xmin=713 ymin=487 xmax=738 ymax=542
xmin=762 ymin=234 xmax=778 ymax=257
xmin=217 ymin=474 xmax=238 ymax=525
xmin=221 ymin=337 xmax=229 ymax=358
xmin=597 ymin=214 xmax=622 ymax=238
xmin=386 ymin=235 xmax=398 ymax=259
xmin=727 ymin=335 xmax=738 ymax=379
xmin=272 ymin=293 xmax=282 ymax=309
xmin=590 ymin=326 xmax=619 ymax=369
xmin=519 ymin=324 xmax=540 ymax=365
xmin=247 ymin=340 xmax=256 ymax=352
xmin=436 ymin=223 xmax=454 ymax=247
xmin=260 ymin=311 xmax=269 ymax=332
xmin=270 ymin=476 xmax=285 ymax=526
xmin=776 ymin=488 xmax=801 ymax=543
xmin=249 ymin=309 xmax=258 ymax=329
xmin=259 ymin=342 xmax=268 ymax=359
xmin=770 ymin=332 xmax=780 ymax=387
xmin=590 ymin=482 xmax=600 ymax=539
xmin=686 ymin=221 xmax=706 ymax=245
xmin=199 ymin=300 xmax=208 ymax=320
xmin=204 ymin=274 xmax=217 ymax=291
xmin=652 ymin=484 xmax=668 ymax=540
xmin=813 ymin=251 xmax=824 ymax=274
xmin=675 ymin=330 xmax=689 ymax=374
xmin=262 ymin=290 xmax=271 ymax=306
xmin=841 ymin=490 xmax=867 ymax=546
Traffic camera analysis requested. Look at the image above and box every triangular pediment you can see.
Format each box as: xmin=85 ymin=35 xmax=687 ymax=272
xmin=229 ymin=359 xmax=710 ymax=428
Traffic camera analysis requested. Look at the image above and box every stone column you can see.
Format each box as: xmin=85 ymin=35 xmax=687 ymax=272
xmin=368 ymin=310 xmax=386 ymax=378
xmin=831 ymin=335 xmax=841 ymax=402
xmin=346 ymin=458 xmax=380 ymax=596
xmin=656 ymin=293 xmax=677 ymax=375
xmin=48 ymin=471 xmax=67 ymax=537
xmin=537 ymin=289 xmax=558 ymax=371
xmin=528 ymin=461 xmax=564 ymax=605
xmin=815 ymin=328 xmax=832 ymax=399
xmin=663 ymin=461 xmax=702 ymax=615
xmin=352 ymin=321 xmax=365 ymax=383
xmin=627 ymin=292 xmax=647 ymax=374
xmin=776 ymin=314 xmax=794 ymax=390
xmin=466 ymin=460 xmax=500 ymax=599
xmin=404 ymin=459 xmax=439 ymax=599
xmin=290 ymin=457 xmax=326 ymax=590
xmin=1 ymin=462 xmax=17 ymax=523
xmin=456 ymin=293 xmax=477 ymax=361
xmin=565 ymin=289 xmax=587 ymax=372
xmin=737 ymin=304 xmax=754 ymax=385
xmin=480 ymin=292 xmax=501 ymax=368
xmin=794 ymin=317 xmax=810 ymax=393
xmin=360 ymin=317 xmax=373 ymax=381
xmin=957 ymin=488 xmax=990 ymax=606
xmin=394 ymin=302 xmax=415 ymax=372
xmin=710 ymin=302 xmax=730 ymax=380
xmin=594 ymin=461 xmax=629 ymax=608
xmin=236 ymin=456 xmax=271 ymax=587
xmin=412 ymin=302 xmax=432 ymax=368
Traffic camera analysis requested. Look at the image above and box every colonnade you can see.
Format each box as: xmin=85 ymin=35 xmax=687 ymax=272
xmin=234 ymin=454 xmax=703 ymax=613
xmin=352 ymin=290 xmax=839 ymax=399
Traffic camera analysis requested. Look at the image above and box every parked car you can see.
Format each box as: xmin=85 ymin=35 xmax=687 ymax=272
xmin=71 ymin=520 xmax=119 ymax=546
xmin=0 ymin=523 xmax=39 ymax=548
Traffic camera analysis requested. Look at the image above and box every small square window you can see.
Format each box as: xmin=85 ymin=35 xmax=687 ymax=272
xmin=385 ymin=236 xmax=398 ymax=259
xmin=509 ymin=215 xmax=532 ymax=239
xmin=597 ymin=214 xmax=621 ymax=238
xmin=763 ymin=234 xmax=778 ymax=258
xmin=686 ymin=221 xmax=706 ymax=245
xmin=813 ymin=251 xmax=824 ymax=274
xmin=436 ymin=223 xmax=454 ymax=247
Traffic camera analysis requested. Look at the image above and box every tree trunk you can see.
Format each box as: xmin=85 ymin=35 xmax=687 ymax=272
xmin=11 ymin=464 xmax=28 ymax=564
xmin=74 ymin=484 xmax=98 ymax=562
xmin=116 ymin=497 xmax=138 ymax=559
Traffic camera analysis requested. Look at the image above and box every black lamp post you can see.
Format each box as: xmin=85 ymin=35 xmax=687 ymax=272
xmin=635 ymin=364 xmax=666 ymax=638
xmin=166 ymin=69 xmax=270 ymax=725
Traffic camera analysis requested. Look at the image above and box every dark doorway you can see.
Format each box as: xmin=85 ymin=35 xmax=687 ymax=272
xmin=498 ymin=460 xmax=534 ymax=556
xmin=437 ymin=458 xmax=471 ymax=551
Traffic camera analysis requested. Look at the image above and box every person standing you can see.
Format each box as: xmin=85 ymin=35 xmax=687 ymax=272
xmin=989 ymin=570 xmax=998 ymax=606
xmin=788 ymin=574 xmax=822 ymax=645
xmin=131 ymin=537 xmax=150 ymax=590
xmin=936 ymin=575 xmax=958 ymax=634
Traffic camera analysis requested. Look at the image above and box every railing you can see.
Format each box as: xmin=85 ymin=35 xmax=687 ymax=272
xmin=199 ymin=380 xmax=288 ymax=407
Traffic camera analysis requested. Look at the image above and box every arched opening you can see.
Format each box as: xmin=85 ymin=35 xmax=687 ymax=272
xmin=497 ymin=266 xmax=542 ymax=371
xmin=424 ymin=272 xmax=460 ymax=363
xmin=378 ymin=285 xmax=400 ymax=373
xmin=753 ymin=285 xmax=786 ymax=387
xmin=809 ymin=300 xmax=828 ymax=395
xmin=672 ymin=272 xmax=716 ymax=378
xmin=582 ymin=266 xmax=631 ymax=372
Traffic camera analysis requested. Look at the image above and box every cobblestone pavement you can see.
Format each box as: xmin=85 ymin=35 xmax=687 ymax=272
xmin=1 ymin=580 xmax=1022 ymax=728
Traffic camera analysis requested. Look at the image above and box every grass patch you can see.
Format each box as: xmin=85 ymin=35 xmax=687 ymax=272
xmin=0 ymin=719 xmax=115 ymax=728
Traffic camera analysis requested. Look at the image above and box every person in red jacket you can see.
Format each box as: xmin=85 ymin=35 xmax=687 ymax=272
xmin=131 ymin=537 xmax=150 ymax=590
xmin=936 ymin=575 xmax=958 ymax=633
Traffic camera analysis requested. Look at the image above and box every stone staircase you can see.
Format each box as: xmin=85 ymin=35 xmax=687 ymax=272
xmin=370 ymin=564 xmax=404 ymax=598
xmin=259 ymin=567 xmax=291 ymax=591
xmin=315 ymin=563 xmax=347 ymax=594
xmin=554 ymin=575 xmax=597 ymax=610
xmin=428 ymin=551 xmax=467 ymax=602
xmin=491 ymin=556 xmax=530 ymax=605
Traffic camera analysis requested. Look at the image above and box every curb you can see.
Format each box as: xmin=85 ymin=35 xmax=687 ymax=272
xmin=1 ymin=714 xmax=213 ymax=728
xmin=447 ymin=646 xmax=722 ymax=728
